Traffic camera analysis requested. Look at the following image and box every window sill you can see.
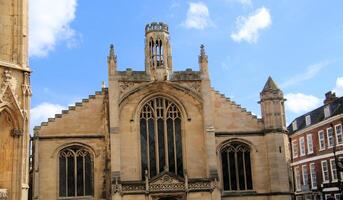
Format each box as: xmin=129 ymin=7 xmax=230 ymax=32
xmin=222 ymin=190 xmax=256 ymax=197
xmin=58 ymin=196 xmax=93 ymax=200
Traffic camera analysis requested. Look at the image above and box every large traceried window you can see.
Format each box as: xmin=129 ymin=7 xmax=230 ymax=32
xmin=140 ymin=97 xmax=183 ymax=179
xmin=221 ymin=142 xmax=253 ymax=191
xmin=59 ymin=145 xmax=93 ymax=198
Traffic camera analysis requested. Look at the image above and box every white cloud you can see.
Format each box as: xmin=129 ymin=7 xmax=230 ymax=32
xmin=231 ymin=7 xmax=271 ymax=43
xmin=281 ymin=61 xmax=332 ymax=88
xmin=29 ymin=0 xmax=78 ymax=57
xmin=285 ymin=93 xmax=321 ymax=114
xmin=183 ymin=2 xmax=214 ymax=30
xmin=31 ymin=102 xmax=65 ymax=130
xmin=227 ymin=0 xmax=252 ymax=6
xmin=333 ymin=76 xmax=343 ymax=96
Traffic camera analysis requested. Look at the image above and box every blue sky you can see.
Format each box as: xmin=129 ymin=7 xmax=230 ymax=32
xmin=29 ymin=0 xmax=343 ymax=132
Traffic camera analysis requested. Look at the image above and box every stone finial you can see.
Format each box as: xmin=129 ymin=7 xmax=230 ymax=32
xmin=101 ymin=81 xmax=106 ymax=89
xmin=108 ymin=44 xmax=116 ymax=59
xmin=199 ymin=44 xmax=208 ymax=63
xmin=200 ymin=44 xmax=206 ymax=56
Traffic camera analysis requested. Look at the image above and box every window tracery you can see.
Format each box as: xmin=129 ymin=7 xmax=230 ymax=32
xmin=58 ymin=145 xmax=93 ymax=197
xmin=221 ymin=142 xmax=253 ymax=191
xmin=140 ymin=97 xmax=183 ymax=179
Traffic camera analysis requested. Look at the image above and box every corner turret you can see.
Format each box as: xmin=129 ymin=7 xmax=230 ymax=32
xmin=259 ymin=76 xmax=286 ymax=131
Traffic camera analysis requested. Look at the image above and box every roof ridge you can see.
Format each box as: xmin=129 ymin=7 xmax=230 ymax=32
xmin=33 ymin=90 xmax=105 ymax=134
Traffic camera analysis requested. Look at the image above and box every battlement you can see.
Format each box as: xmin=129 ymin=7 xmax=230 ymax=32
xmin=145 ymin=22 xmax=169 ymax=34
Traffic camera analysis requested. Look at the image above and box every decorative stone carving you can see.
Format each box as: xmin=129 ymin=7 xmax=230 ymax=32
xmin=1 ymin=70 xmax=17 ymax=92
xmin=119 ymin=81 xmax=139 ymax=95
xmin=11 ymin=128 xmax=23 ymax=137
xmin=0 ymin=189 xmax=8 ymax=200
xmin=22 ymin=72 xmax=32 ymax=96
xmin=112 ymin=172 xmax=215 ymax=195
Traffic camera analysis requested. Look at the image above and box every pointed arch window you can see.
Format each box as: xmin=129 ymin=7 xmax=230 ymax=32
xmin=149 ymin=38 xmax=164 ymax=68
xmin=140 ymin=97 xmax=183 ymax=179
xmin=221 ymin=142 xmax=253 ymax=191
xmin=58 ymin=145 xmax=93 ymax=197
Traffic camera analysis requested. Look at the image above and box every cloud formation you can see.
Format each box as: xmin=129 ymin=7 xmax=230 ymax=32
xmin=281 ymin=61 xmax=332 ymax=88
xmin=285 ymin=93 xmax=321 ymax=114
xmin=29 ymin=0 xmax=78 ymax=57
xmin=333 ymin=76 xmax=343 ymax=96
xmin=31 ymin=102 xmax=65 ymax=131
xmin=227 ymin=0 xmax=252 ymax=6
xmin=231 ymin=7 xmax=271 ymax=43
xmin=183 ymin=2 xmax=214 ymax=30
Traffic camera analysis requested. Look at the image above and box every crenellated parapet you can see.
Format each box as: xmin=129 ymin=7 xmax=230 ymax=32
xmin=145 ymin=22 xmax=169 ymax=35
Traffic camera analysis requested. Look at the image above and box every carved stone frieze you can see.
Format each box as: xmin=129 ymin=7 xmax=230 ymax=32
xmin=119 ymin=81 xmax=140 ymax=95
xmin=112 ymin=172 xmax=215 ymax=195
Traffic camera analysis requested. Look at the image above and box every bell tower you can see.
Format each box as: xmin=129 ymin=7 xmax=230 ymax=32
xmin=0 ymin=0 xmax=30 ymax=199
xmin=144 ymin=22 xmax=172 ymax=81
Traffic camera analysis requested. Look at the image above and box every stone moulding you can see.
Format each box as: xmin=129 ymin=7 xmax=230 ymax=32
xmin=112 ymin=172 xmax=215 ymax=195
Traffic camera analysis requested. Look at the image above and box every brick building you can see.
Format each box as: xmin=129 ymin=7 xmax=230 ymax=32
xmin=288 ymin=92 xmax=343 ymax=200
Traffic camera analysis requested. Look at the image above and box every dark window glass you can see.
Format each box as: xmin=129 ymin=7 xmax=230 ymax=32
xmin=167 ymin=119 xmax=175 ymax=174
xmin=237 ymin=151 xmax=245 ymax=190
xmin=245 ymin=152 xmax=253 ymax=190
xmin=59 ymin=157 xmax=66 ymax=197
xmin=175 ymin=118 xmax=183 ymax=176
xmin=158 ymin=118 xmax=165 ymax=172
xmin=221 ymin=151 xmax=229 ymax=190
xmin=67 ymin=156 xmax=75 ymax=196
xmin=229 ymin=151 xmax=237 ymax=190
xmin=140 ymin=118 xmax=147 ymax=179
xmin=59 ymin=146 xmax=93 ymax=197
xmin=139 ymin=97 xmax=183 ymax=179
xmin=222 ymin=142 xmax=253 ymax=191
xmin=77 ymin=155 xmax=84 ymax=196
xmin=148 ymin=118 xmax=156 ymax=177
xmin=85 ymin=154 xmax=93 ymax=195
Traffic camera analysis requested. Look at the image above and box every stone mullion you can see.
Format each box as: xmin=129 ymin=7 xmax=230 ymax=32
xmin=163 ymin=99 xmax=169 ymax=170
xmin=226 ymin=151 xmax=231 ymax=191
xmin=234 ymin=151 xmax=239 ymax=190
xmin=153 ymin=99 xmax=160 ymax=174
xmin=243 ymin=151 xmax=247 ymax=190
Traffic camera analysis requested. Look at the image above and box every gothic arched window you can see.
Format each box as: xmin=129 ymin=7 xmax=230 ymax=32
xmin=140 ymin=97 xmax=183 ymax=179
xmin=221 ymin=142 xmax=253 ymax=191
xmin=59 ymin=145 xmax=93 ymax=197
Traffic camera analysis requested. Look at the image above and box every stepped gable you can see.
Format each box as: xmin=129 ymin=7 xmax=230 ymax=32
xmin=212 ymin=87 xmax=263 ymax=132
xmin=33 ymin=89 xmax=107 ymax=135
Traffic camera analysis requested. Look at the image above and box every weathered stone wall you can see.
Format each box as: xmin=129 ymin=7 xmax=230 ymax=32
xmin=118 ymin=82 xmax=206 ymax=181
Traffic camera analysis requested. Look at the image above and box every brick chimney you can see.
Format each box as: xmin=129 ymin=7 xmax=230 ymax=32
xmin=324 ymin=91 xmax=337 ymax=105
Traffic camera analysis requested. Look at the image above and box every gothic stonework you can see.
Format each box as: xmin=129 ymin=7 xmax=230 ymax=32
xmin=0 ymin=0 xmax=30 ymax=199
xmin=32 ymin=22 xmax=292 ymax=200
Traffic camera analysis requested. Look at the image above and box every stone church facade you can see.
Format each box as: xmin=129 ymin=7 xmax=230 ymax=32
xmin=31 ymin=22 xmax=293 ymax=200
xmin=0 ymin=0 xmax=31 ymax=199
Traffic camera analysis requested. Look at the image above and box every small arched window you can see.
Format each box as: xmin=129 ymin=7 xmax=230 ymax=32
xmin=221 ymin=142 xmax=253 ymax=191
xmin=58 ymin=145 xmax=93 ymax=197
xmin=140 ymin=97 xmax=183 ymax=179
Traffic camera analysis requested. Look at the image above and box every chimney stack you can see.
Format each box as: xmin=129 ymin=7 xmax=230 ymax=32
xmin=324 ymin=91 xmax=337 ymax=105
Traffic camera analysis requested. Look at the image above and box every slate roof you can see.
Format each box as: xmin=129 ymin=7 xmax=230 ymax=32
xmin=287 ymin=96 xmax=343 ymax=134
xmin=262 ymin=76 xmax=280 ymax=92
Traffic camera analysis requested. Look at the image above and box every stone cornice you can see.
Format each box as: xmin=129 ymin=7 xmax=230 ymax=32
xmin=0 ymin=60 xmax=30 ymax=72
